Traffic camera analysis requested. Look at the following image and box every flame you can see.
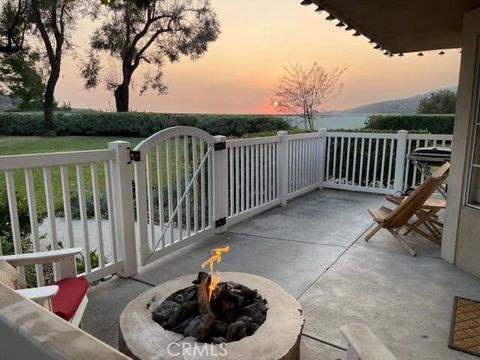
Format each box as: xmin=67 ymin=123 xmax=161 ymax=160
xmin=201 ymin=245 xmax=230 ymax=301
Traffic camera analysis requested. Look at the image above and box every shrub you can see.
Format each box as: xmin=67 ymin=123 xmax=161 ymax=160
xmin=0 ymin=190 xmax=36 ymax=247
xmin=329 ymin=128 xmax=430 ymax=134
xmin=364 ymin=114 xmax=454 ymax=134
xmin=0 ymin=112 xmax=292 ymax=137
xmin=417 ymin=90 xmax=456 ymax=114
xmin=67 ymin=190 xmax=108 ymax=220
xmin=231 ymin=128 xmax=312 ymax=139
xmin=0 ymin=190 xmax=50 ymax=287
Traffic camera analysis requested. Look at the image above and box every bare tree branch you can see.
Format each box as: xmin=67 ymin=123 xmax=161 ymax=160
xmin=274 ymin=63 xmax=347 ymax=131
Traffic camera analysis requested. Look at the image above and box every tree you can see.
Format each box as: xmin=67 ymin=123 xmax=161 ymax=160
xmin=82 ymin=0 xmax=220 ymax=112
xmin=0 ymin=0 xmax=80 ymax=134
xmin=274 ymin=63 xmax=346 ymax=131
xmin=0 ymin=0 xmax=29 ymax=53
xmin=31 ymin=0 xmax=80 ymax=134
xmin=0 ymin=49 xmax=45 ymax=109
xmin=417 ymin=89 xmax=456 ymax=114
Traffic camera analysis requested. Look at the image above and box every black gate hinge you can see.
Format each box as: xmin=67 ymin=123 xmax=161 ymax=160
xmin=214 ymin=141 xmax=226 ymax=151
xmin=215 ymin=217 xmax=227 ymax=228
xmin=129 ymin=149 xmax=141 ymax=163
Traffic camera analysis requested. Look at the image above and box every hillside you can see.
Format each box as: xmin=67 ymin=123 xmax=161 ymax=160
xmin=339 ymin=86 xmax=457 ymax=115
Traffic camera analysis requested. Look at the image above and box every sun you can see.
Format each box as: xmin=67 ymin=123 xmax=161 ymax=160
xmin=273 ymin=101 xmax=279 ymax=107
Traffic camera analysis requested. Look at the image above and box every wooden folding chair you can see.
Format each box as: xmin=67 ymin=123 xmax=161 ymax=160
xmin=364 ymin=162 xmax=450 ymax=256
xmin=385 ymin=194 xmax=446 ymax=244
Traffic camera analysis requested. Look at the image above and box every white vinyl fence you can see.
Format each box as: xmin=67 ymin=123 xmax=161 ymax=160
xmin=0 ymin=145 xmax=129 ymax=285
xmin=287 ymin=131 xmax=325 ymax=199
xmin=0 ymin=127 xmax=452 ymax=279
xmin=224 ymin=130 xmax=325 ymax=226
xmin=226 ymin=136 xmax=281 ymax=224
xmin=132 ymin=127 xmax=216 ymax=265
xmin=324 ymin=131 xmax=453 ymax=194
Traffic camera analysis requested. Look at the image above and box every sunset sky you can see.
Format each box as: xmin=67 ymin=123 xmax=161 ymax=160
xmin=57 ymin=0 xmax=461 ymax=114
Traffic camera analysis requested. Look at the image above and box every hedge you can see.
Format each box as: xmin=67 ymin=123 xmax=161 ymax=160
xmin=364 ymin=114 xmax=454 ymax=134
xmin=329 ymin=128 xmax=429 ymax=134
xmin=0 ymin=112 xmax=292 ymax=137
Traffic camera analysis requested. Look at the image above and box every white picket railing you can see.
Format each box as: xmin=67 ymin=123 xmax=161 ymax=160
xmin=225 ymin=136 xmax=281 ymax=225
xmin=0 ymin=146 xmax=129 ymax=284
xmin=324 ymin=131 xmax=453 ymax=194
xmin=225 ymin=130 xmax=325 ymax=226
xmin=132 ymin=127 xmax=216 ymax=265
xmin=324 ymin=132 xmax=399 ymax=194
xmin=287 ymin=131 xmax=325 ymax=199
xmin=0 ymin=127 xmax=453 ymax=280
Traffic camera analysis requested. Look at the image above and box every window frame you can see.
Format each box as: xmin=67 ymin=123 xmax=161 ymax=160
xmin=466 ymin=67 xmax=480 ymax=210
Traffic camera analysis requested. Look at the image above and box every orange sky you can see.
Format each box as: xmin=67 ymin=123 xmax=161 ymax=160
xmin=57 ymin=0 xmax=461 ymax=114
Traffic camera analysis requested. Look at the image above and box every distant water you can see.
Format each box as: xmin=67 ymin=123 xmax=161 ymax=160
xmin=284 ymin=114 xmax=369 ymax=130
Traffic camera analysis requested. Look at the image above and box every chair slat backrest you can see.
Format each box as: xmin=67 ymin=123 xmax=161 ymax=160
xmin=384 ymin=162 xmax=450 ymax=229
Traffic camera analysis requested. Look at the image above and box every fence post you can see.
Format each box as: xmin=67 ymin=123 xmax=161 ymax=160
xmin=132 ymin=150 xmax=149 ymax=265
xmin=108 ymin=141 xmax=137 ymax=277
xmin=318 ymin=128 xmax=327 ymax=189
xmin=393 ymin=130 xmax=408 ymax=194
xmin=213 ymin=135 xmax=228 ymax=234
xmin=277 ymin=131 xmax=289 ymax=206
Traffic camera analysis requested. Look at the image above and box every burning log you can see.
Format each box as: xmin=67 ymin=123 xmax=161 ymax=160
xmin=195 ymin=272 xmax=216 ymax=342
xmin=196 ymin=272 xmax=214 ymax=317
xmin=166 ymin=300 xmax=197 ymax=329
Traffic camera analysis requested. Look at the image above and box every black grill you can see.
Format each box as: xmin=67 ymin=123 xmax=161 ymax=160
xmin=407 ymin=147 xmax=451 ymax=165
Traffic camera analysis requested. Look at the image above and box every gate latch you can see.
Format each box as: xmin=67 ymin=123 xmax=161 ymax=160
xmin=129 ymin=149 xmax=141 ymax=163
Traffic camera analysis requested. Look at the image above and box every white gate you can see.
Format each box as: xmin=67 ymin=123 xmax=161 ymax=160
xmin=133 ymin=127 xmax=219 ymax=265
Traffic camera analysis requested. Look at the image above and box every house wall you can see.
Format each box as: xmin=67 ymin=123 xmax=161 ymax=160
xmin=442 ymin=7 xmax=480 ymax=277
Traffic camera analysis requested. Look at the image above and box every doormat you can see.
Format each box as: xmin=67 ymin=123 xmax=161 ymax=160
xmin=449 ymin=296 xmax=480 ymax=357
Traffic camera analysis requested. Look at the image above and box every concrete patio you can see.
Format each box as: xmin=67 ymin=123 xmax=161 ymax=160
xmin=83 ymin=189 xmax=480 ymax=360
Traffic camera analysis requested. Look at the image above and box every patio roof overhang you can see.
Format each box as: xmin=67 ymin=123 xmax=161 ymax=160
xmin=308 ymin=0 xmax=480 ymax=53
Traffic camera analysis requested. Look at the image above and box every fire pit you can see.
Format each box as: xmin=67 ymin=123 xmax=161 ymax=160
xmin=151 ymin=271 xmax=268 ymax=343
xmin=119 ymin=272 xmax=304 ymax=359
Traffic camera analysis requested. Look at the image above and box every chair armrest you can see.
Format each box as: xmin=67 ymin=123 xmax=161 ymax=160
xmin=386 ymin=194 xmax=404 ymax=205
xmin=16 ymin=285 xmax=59 ymax=302
xmin=0 ymin=247 xmax=83 ymax=267
xmin=341 ymin=323 xmax=397 ymax=360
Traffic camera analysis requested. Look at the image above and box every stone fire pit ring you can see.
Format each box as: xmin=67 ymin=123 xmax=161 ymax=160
xmin=120 ymin=272 xmax=304 ymax=359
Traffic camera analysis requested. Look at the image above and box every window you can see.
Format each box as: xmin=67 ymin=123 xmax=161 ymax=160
xmin=467 ymin=106 xmax=480 ymax=208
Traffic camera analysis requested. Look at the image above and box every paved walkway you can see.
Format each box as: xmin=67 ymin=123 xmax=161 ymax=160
xmin=83 ymin=189 xmax=480 ymax=359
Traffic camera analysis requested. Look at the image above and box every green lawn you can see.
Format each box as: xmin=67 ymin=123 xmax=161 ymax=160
xmin=0 ymin=133 xmax=270 ymax=217
xmin=0 ymin=136 xmax=144 ymax=215
xmin=0 ymin=136 xmax=144 ymax=155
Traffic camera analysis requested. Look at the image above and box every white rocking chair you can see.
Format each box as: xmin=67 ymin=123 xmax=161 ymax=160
xmin=0 ymin=247 xmax=88 ymax=327
xmin=341 ymin=323 xmax=398 ymax=360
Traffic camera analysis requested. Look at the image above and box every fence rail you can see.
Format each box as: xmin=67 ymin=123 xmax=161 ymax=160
xmin=0 ymin=127 xmax=453 ymax=281
xmin=225 ymin=131 xmax=325 ymax=225
xmin=287 ymin=130 xmax=325 ymax=199
xmin=0 ymin=146 xmax=125 ymax=285
xmin=324 ymin=132 xmax=398 ymax=194
xmin=324 ymin=131 xmax=453 ymax=194
xmin=133 ymin=127 xmax=215 ymax=265
xmin=226 ymin=137 xmax=281 ymax=223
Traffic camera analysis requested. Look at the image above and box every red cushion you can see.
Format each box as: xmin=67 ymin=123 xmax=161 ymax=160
xmin=51 ymin=276 xmax=89 ymax=321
